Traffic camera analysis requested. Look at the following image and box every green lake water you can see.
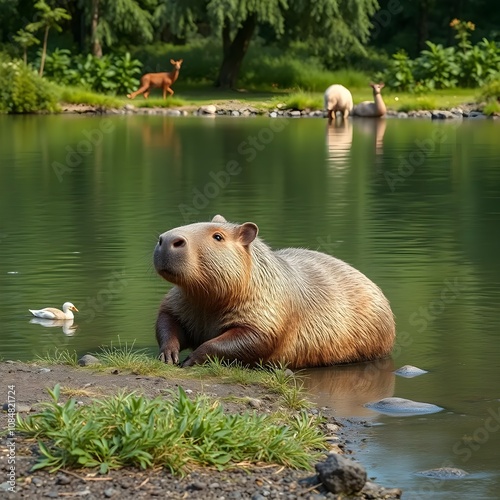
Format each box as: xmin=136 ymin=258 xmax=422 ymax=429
xmin=1 ymin=113 xmax=499 ymax=498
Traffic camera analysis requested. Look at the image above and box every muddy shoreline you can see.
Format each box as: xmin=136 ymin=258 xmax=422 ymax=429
xmin=0 ymin=361 xmax=402 ymax=499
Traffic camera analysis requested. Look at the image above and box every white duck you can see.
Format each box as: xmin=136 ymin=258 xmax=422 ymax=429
xmin=29 ymin=302 xmax=78 ymax=320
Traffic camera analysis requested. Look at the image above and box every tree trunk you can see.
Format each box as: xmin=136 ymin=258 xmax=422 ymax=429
xmin=417 ymin=0 xmax=430 ymax=52
xmin=91 ymin=0 xmax=103 ymax=58
xmin=39 ymin=26 xmax=49 ymax=77
xmin=216 ymin=14 xmax=257 ymax=89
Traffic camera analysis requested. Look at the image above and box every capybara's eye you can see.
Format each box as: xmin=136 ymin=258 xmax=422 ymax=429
xmin=213 ymin=233 xmax=224 ymax=242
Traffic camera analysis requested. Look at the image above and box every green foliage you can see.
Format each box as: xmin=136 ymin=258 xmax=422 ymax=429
xmin=480 ymin=78 xmax=500 ymax=101
xmin=17 ymin=384 xmax=326 ymax=474
xmin=43 ymin=51 xmax=142 ymax=95
xmin=380 ymin=20 xmax=500 ymax=93
xmin=0 ymin=58 xmax=58 ymax=114
xmin=415 ymin=41 xmax=459 ymax=90
xmin=26 ymin=0 xmax=71 ymax=77
xmin=396 ymin=96 xmax=437 ymax=112
xmin=376 ymin=50 xmax=414 ymax=92
xmin=12 ymin=29 xmax=40 ymax=64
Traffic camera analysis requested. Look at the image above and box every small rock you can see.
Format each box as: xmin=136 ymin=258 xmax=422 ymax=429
xmin=251 ymin=494 xmax=266 ymax=500
xmin=209 ymin=482 xmax=220 ymax=489
xmin=326 ymin=423 xmax=339 ymax=432
xmin=199 ymin=105 xmax=217 ymax=115
xmin=0 ymin=482 xmax=12 ymax=491
xmin=5 ymin=360 xmax=16 ymax=364
xmin=38 ymin=368 xmax=51 ymax=373
xmin=393 ymin=365 xmax=428 ymax=378
xmin=112 ymin=369 xmax=119 ymax=374
xmin=269 ymin=111 xmax=278 ymax=118
xmin=416 ymin=467 xmax=469 ymax=479
xmin=56 ymin=474 xmax=71 ymax=485
xmin=315 ymin=453 xmax=367 ymax=494
xmin=365 ymin=397 xmax=443 ymax=416
xmin=32 ymin=477 xmax=43 ymax=487
xmin=248 ymin=398 xmax=262 ymax=409
xmin=397 ymin=112 xmax=408 ymax=119
xmin=78 ymin=354 xmax=100 ymax=367
xmin=190 ymin=481 xmax=206 ymax=491
xmin=104 ymin=487 xmax=117 ymax=497
xmin=231 ymin=110 xmax=240 ymax=116
xmin=124 ymin=104 xmax=135 ymax=111
xmin=45 ymin=492 xmax=59 ymax=498
xmin=288 ymin=110 xmax=301 ymax=117
xmin=361 ymin=481 xmax=402 ymax=498
xmin=284 ymin=369 xmax=294 ymax=378
xmin=166 ymin=109 xmax=181 ymax=116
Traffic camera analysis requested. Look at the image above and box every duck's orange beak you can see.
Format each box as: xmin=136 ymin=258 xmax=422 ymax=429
xmin=72 ymin=306 xmax=79 ymax=312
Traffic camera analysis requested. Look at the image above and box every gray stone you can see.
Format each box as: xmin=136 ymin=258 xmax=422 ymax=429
xmin=78 ymin=354 xmax=101 ymax=367
xmin=361 ymin=481 xmax=402 ymax=498
xmin=104 ymin=488 xmax=117 ymax=497
xmin=393 ymin=365 xmax=428 ymax=378
xmin=284 ymin=369 xmax=294 ymax=378
xmin=166 ymin=109 xmax=181 ymax=116
xmin=124 ymin=104 xmax=135 ymax=111
xmin=288 ymin=110 xmax=301 ymax=117
xmin=397 ymin=112 xmax=408 ymax=119
xmin=38 ymin=367 xmax=51 ymax=373
xmin=45 ymin=492 xmax=59 ymax=498
xmin=269 ymin=111 xmax=278 ymax=118
xmin=231 ymin=110 xmax=240 ymax=117
xmin=364 ymin=397 xmax=443 ymax=416
xmin=56 ymin=474 xmax=71 ymax=485
xmin=199 ymin=105 xmax=217 ymax=115
xmin=248 ymin=398 xmax=262 ymax=409
xmin=190 ymin=481 xmax=206 ymax=490
xmin=416 ymin=467 xmax=469 ymax=479
xmin=251 ymin=495 xmax=266 ymax=500
xmin=315 ymin=453 xmax=367 ymax=494
xmin=0 ymin=482 xmax=12 ymax=491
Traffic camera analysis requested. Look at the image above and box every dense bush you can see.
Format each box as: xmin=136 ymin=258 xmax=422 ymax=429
xmin=42 ymin=50 xmax=142 ymax=95
xmin=379 ymin=20 xmax=500 ymax=92
xmin=0 ymin=56 xmax=58 ymax=113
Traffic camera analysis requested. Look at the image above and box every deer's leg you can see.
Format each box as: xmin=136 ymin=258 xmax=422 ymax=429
xmin=127 ymin=84 xmax=149 ymax=100
xmin=143 ymin=90 xmax=150 ymax=99
xmin=167 ymin=87 xmax=174 ymax=97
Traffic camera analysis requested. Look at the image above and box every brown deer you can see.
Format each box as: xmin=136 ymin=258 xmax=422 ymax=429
xmin=127 ymin=59 xmax=183 ymax=100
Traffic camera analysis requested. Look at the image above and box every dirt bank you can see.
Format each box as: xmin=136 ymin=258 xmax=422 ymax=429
xmin=0 ymin=361 xmax=401 ymax=499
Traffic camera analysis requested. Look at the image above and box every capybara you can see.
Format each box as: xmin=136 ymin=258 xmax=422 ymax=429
xmin=153 ymin=215 xmax=395 ymax=369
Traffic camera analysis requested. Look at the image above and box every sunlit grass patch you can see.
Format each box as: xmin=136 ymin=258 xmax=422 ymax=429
xmin=396 ymin=96 xmax=437 ymax=112
xmin=59 ymin=386 xmax=103 ymax=398
xmin=57 ymin=86 xmax=123 ymax=108
xmin=273 ymin=91 xmax=323 ymax=111
xmin=17 ymin=384 xmax=326 ymax=474
xmin=124 ymin=96 xmax=188 ymax=108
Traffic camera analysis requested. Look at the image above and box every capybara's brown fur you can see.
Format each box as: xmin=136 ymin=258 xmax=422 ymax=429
xmin=153 ymin=215 xmax=395 ymax=369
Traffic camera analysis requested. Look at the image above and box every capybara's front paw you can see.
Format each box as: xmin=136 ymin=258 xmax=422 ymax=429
xmin=158 ymin=346 xmax=180 ymax=364
xmin=181 ymin=348 xmax=208 ymax=367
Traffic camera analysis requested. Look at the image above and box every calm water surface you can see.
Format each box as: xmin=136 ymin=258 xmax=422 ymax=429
xmin=1 ymin=114 xmax=499 ymax=498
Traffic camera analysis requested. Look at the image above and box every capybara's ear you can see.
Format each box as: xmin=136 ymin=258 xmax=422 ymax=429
xmin=170 ymin=59 xmax=175 ymax=64
xmin=238 ymin=223 xmax=258 ymax=246
xmin=212 ymin=214 xmax=227 ymax=223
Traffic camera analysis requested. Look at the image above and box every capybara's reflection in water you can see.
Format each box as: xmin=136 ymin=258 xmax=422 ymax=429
xmin=302 ymin=357 xmax=395 ymax=418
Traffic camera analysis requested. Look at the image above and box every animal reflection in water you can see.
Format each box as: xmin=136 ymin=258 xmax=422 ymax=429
xmin=326 ymin=118 xmax=387 ymax=169
xmin=301 ymin=357 xmax=395 ymax=418
xmin=29 ymin=317 xmax=78 ymax=336
xmin=355 ymin=118 xmax=387 ymax=156
xmin=326 ymin=119 xmax=353 ymax=168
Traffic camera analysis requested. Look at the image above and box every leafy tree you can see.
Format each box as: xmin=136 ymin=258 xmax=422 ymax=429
xmin=158 ymin=0 xmax=379 ymax=89
xmin=79 ymin=0 xmax=155 ymax=57
xmin=13 ymin=28 xmax=40 ymax=65
xmin=26 ymin=0 xmax=71 ymax=77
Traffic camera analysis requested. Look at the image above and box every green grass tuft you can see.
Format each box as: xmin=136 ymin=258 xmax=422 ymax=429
xmin=57 ymin=85 xmax=124 ymax=107
xmin=17 ymin=384 xmax=326 ymax=474
xmin=37 ymin=349 xmax=78 ymax=367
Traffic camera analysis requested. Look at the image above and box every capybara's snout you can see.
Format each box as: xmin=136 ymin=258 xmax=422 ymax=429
xmin=154 ymin=230 xmax=189 ymax=278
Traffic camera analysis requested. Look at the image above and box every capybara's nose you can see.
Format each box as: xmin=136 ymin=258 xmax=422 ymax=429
xmin=157 ymin=232 xmax=187 ymax=251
